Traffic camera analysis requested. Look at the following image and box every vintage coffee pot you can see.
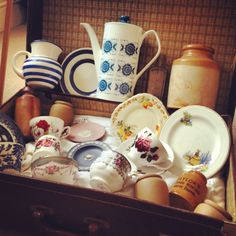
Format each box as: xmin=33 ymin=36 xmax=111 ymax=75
xmin=80 ymin=16 xmax=161 ymax=102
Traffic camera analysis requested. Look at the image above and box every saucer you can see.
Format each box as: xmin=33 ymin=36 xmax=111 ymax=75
xmin=68 ymin=121 xmax=106 ymax=143
xmin=111 ymin=93 xmax=169 ymax=142
xmin=60 ymin=48 xmax=97 ymax=96
xmin=68 ymin=141 xmax=111 ymax=171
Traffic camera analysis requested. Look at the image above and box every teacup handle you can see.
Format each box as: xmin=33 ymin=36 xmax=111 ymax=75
xmin=135 ymin=30 xmax=161 ymax=83
xmin=12 ymin=50 xmax=31 ymax=79
xmin=60 ymin=126 xmax=71 ymax=139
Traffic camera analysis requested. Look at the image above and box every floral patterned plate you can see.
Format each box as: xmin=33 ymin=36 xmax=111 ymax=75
xmin=0 ymin=111 xmax=25 ymax=145
xmin=111 ymin=93 xmax=169 ymax=142
xmin=159 ymin=105 xmax=230 ymax=178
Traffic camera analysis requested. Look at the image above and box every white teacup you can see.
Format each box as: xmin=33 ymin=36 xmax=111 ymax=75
xmin=90 ymin=150 xmax=132 ymax=192
xmin=32 ymin=135 xmax=61 ymax=162
xmin=30 ymin=116 xmax=71 ymax=141
xmin=124 ymin=127 xmax=173 ymax=173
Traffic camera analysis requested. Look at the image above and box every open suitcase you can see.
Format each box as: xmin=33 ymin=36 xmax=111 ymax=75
xmin=0 ymin=0 xmax=236 ymax=235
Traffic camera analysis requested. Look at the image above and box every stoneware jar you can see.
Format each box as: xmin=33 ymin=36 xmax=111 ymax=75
xmin=167 ymin=44 xmax=220 ymax=109
xmin=49 ymin=100 xmax=74 ymax=126
xmin=169 ymin=170 xmax=207 ymax=211
xmin=194 ymin=199 xmax=232 ymax=221
xmin=14 ymin=87 xmax=41 ymax=137
xmin=135 ymin=174 xmax=169 ymax=206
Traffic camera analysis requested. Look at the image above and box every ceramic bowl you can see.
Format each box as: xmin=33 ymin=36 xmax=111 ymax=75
xmin=0 ymin=142 xmax=25 ymax=172
xmin=31 ymin=156 xmax=78 ymax=185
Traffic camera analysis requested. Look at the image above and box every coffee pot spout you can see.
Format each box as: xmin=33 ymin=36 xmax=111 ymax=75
xmin=80 ymin=23 xmax=101 ymax=77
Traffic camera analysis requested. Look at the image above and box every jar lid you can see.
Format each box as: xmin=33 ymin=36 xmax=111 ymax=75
xmin=182 ymin=44 xmax=215 ymax=54
xmin=136 ymin=174 xmax=163 ymax=183
xmin=55 ymin=100 xmax=73 ymax=107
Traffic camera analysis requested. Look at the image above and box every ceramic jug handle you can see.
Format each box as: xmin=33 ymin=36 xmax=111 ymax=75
xmin=12 ymin=50 xmax=31 ymax=79
xmin=136 ymin=30 xmax=161 ymax=82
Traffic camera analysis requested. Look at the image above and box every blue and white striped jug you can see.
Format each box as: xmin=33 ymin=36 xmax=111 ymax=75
xmin=12 ymin=40 xmax=63 ymax=90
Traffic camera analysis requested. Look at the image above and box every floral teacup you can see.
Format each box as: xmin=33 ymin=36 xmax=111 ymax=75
xmin=124 ymin=127 xmax=173 ymax=173
xmin=30 ymin=116 xmax=71 ymax=141
xmin=32 ymin=135 xmax=61 ymax=162
xmin=90 ymin=150 xmax=131 ymax=192
xmin=31 ymin=156 xmax=78 ymax=184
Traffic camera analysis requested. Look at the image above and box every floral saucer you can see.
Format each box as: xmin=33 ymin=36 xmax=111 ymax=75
xmin=111 ymin=93 xmax=169 ymax=142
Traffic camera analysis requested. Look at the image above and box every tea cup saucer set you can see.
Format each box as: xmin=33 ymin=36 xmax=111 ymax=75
xmin=3 ymin=17 xmax=232 ymax=221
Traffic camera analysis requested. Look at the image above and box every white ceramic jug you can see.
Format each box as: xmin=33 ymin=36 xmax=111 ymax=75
xmin=81 ymin=16 xmax=161 ymax=102
xmin=12 ymin=40 xmax=63 ymax=90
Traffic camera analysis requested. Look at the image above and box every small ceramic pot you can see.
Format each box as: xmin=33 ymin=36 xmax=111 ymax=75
xmin=49 ymin=100 xmax=74 ymax=126
xmin=31 ymin=156 xmax=78 ymax=185
xmin=89 ymin=150 xmax=131 ymax=192
xmin=194 ymin=199 xmax=232 ymax=221
xmin=32 ymin=135 xmax=61 ymax=162
xmin=169 ymin=170 xmax=207 ymax=211
xmin=135 ymin=174 xmax=169 ymax=206
xmin=30 ymin=116 xmax=71 ymax=140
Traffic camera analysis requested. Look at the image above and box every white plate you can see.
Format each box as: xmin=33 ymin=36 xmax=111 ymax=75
xmin=159 ymin=105 xmax=230 ymax=178
xmin=111 ymin=93 xmax=169 ymax=142
xmin=60 ymin=48 xmax=97 ymax=96
xmin=116 ymin=137 xmax=174 ymax=175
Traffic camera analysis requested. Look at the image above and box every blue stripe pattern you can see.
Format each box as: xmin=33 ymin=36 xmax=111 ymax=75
xmin=25 ymin=58 xmax=61 ymax=67
xmin=23 ymin=72 xmax=60 ymax=82
xmin=26 ymin=78 xmax=58 ymax=86
xmin=23 ymin=65 xmax=62 ymax=76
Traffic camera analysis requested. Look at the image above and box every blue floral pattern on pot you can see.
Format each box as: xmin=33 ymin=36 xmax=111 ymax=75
xmin=119 ymin=82 xmax=130 ymax=95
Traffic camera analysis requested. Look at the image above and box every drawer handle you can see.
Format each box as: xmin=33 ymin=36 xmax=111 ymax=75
xmin=31 ymin=205 xmax=109 ymax=236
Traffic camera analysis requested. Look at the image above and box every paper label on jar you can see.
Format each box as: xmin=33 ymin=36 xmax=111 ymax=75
xmin=167 ymin=64 xmax=220 ymax=109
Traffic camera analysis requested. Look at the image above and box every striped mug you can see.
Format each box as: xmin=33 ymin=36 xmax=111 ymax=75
xmin=12 ymin=40 xmax=63 ymax=90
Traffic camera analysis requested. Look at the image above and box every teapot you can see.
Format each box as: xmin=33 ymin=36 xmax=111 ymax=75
xmin=80 ymin=16 xmax=161 ymax=102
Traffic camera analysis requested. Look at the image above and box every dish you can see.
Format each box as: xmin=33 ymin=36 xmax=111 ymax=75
xmin=111 ymin=93 xmax=169 ymax=142
xmin=60 ymin=48 xmax=97 ymax=96
xmin=159 ymin=105 xmax=230 ymax=178
xmin=68 ymin=121 xmax=106 ymax=143
xmin=67 ymin=141 xmax=111 ymax=171
xmin=117 ymin=137 xmax=174 ymax=174
xmin=0 ymin=111 xmax=25 ymax=145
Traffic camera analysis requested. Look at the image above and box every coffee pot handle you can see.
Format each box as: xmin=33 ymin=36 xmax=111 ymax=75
xmin=136 ymin=30 xmax=161 ymax=81
xmin=12 ymin=50 xmax=31 ymax=79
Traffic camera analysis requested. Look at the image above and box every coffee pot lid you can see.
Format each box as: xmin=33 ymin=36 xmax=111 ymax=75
xmin=119 ymin=16 xmax=130 ymax=23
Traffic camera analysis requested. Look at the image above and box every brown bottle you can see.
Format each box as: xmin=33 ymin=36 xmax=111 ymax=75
xmin=14 ymin=87 xmax=41 ymax=137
